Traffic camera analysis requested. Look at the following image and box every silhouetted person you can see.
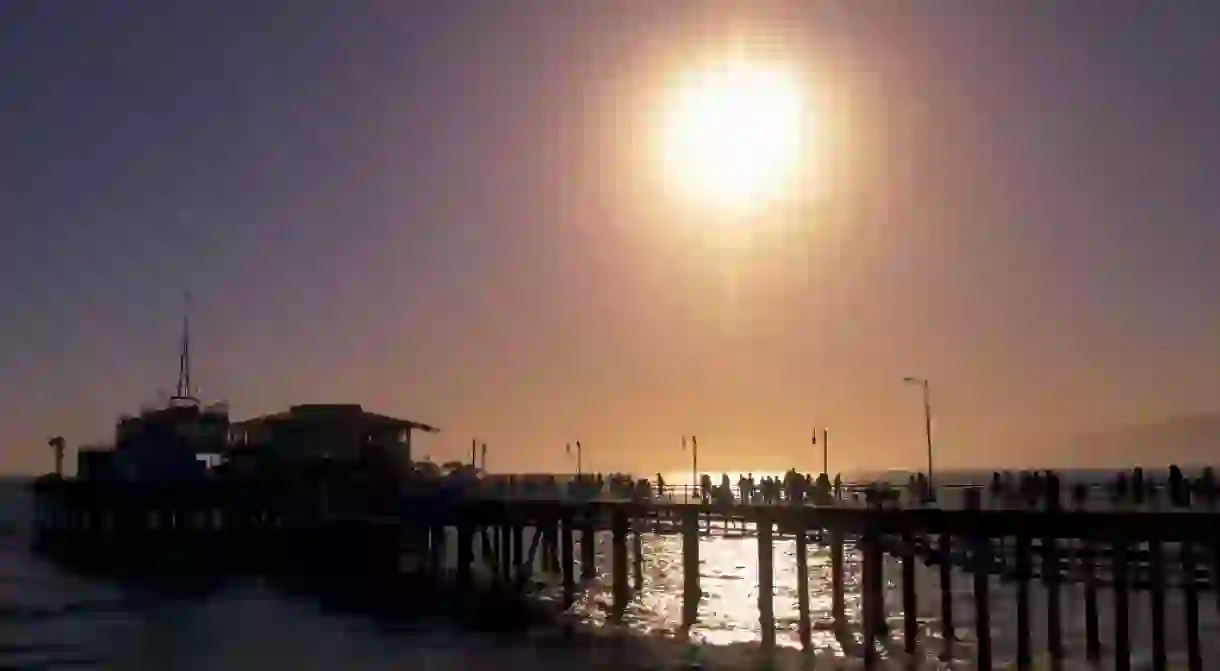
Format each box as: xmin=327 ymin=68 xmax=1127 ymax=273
xmin=1201 ymin=467 xmax=1216 ymax=507
xmin=1072 ymin=481 xmax=1089 ymax=508
xmin=1168 ymin=464 xmax=1185 ymax=507
xmin=814 ymin=472 xmax=831 ymax=505
xmin=1132 ymin=467 xmax=1145 ymax=505
xmin=656 ymin=472 xmax=666 ymax=499
xmin=1114 ymin=471 xmax=1128 ymax=504
xmin=1044 ymin=470 xmax=1061 ymax=511
xmin=963 ymin=486 xmax=982 ymax=510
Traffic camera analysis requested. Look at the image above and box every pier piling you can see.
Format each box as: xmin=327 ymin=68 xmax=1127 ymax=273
xmin=756 ymin=511 xmax=775 ymax=648
xmin=861 ymin=528 xmax=883 ymax=667
xmin=511 ymin=525 xmax=523 ymax=579
xmin=1082 ymin=538 xmax=1100 ymax=663
xmin=499 ymin=524 xmax=511 ymax=583
xmin=972 ymin=534 xmax=992 ymax=671
xmin=937 ymin=532 xmax=953 ymax=656
xmin=1113 ymin=537 xmax=1131 ymax=671
xmin=901 ymin=531 xmax=917 ymax=655
xmin=794 ymin=512 xmax=812 ymax=650
xmin=682 ymin=508 xmax=700 ymax=626
xmin=612 ymin=507 xmax=629 ymax=614
xmin=1150 ymin=537 xmax=1167 ymax=671
xmin=457 ymin=519 xmax=474 ymax=592
xmin=1015 ymin=533 xmax=1032 ymax=669
xmin=430 ymin=524 xmax=446 ymax=576
xmin=561 ymin=517 xmax=575 ymax=608
xmin=581 ymin=520 xmax=596 ymax=579
xmin=1044 ymin=534 xmax=1062 ymax=662
xmin=1182 ymin=541 xmax=1202 ymax=671
xmin=631 ymin=524 xmax=643 ymax=590
xmin=831 ymin=528 xmax=845 ymax=624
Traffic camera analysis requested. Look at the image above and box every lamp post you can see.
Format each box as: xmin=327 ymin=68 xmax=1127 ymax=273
xmin=814 ymin=427 xmax=829 ymax=476
xmin=903 ymin=376 xmax=935 ymax=501
xmin=566 ymin=441 xmax=582 ymax=477
xmin=682 ymin=435 xmax=697 ymax=503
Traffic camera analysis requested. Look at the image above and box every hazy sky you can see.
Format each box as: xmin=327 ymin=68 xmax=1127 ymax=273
xmin=4 ymin=1 xmax=1220 ymax=475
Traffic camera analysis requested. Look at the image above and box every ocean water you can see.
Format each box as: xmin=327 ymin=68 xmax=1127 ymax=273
xmin=3 ymin=476 xmax=1218 ymax=669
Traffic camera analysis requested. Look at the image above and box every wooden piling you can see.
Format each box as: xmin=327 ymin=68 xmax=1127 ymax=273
xmin=612 ymin=507 xmax=629 ymax=613
xmin=1212 ymin=537 xmax=1220 ymax=625
xmin=1015 ymin=533 xmax=1031 ymax=669
xmin=794 ymin=512 xmax=812 ymax=650
xmin=972 ymin=536 xmax=992 ymax=671
xmin=682 ymin=508 xmax=701 ymax=626
xmin=1182 ymin=541 xmax=1202 ymax=671
xmin=546 ymin=520 xmax=560 ymax=573
xmin=862 ymin=529 xmax=883 ymax=667
xmin=757 ymin=511 xmax=775 ymax=648
xmin=1150 ymin=537 xmax=1167 ymax=671
xmin=1082 ymin=539 xmax=1100 ymax=663
xmin=631 ymin=524 xmax=644 ymax=590
xmin=831 ymin=528 xmax=845 ymax=624
xmin=511 ymin=525 xmax=523 ymax=578
xmin=430 ymin=524 xmax=446 ymax=576
xmin=561 ymin=517 xmax=575 ymax=608
xmin=457 ymin=519 xmax=474 ymax=591
xmin=937 ymin=532 xmax=954 ymax=655
xmin=902 ymin=531 xmax=917 ymax=656
xmin=581 ymin=519 xmax=596 ymax=579
xmin=499 ymin=524 xmax=511 ymax=583
xmin=1044 ymin=535 xmax=1062 ymax=661
xmin=1113 ymin=537 xmax=1130 ymax=671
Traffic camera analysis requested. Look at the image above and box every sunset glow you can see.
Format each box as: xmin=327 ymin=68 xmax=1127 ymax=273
xmin=660 ymin=56 xmax=806 ymax=213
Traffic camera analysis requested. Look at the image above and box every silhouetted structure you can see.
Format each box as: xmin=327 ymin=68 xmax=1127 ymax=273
xmin=228 ymin=404 xmax=438 ymax=477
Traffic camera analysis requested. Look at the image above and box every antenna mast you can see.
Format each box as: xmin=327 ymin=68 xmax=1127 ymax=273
xmin=173 ymin=292 xmax=197 ymax=403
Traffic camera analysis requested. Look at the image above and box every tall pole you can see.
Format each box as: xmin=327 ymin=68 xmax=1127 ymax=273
xmin=922 ymin=381 xmax=933 ymax=494
xmin=567 ymin=441 xmax=583 ymax=477
xmin=904 ymin=376 xmax=935 ymax=501
xmin=690 ymin=435 xmax=698 ymax=501
xmin=822 ymin=428 xmax=829 ymax=477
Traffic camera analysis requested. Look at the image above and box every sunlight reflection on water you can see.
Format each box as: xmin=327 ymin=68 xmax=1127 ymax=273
xmin=525 ymin=522 xmax=888 ymax=659
xmin=499 ymin=517 xmax=1220 ymax=670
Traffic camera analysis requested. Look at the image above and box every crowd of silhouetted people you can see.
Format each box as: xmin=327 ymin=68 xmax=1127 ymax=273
xmin=427 ymin=462 xmax=1220 ymax=511
xmin=980 ymin=464 xmax=1218 ymax=510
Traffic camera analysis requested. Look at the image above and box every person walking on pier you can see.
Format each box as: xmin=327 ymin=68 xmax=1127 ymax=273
xmin=655 ymin=472 xmax=666 ymax=500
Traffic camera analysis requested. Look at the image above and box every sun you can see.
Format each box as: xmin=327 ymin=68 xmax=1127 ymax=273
xmin=660 ymin=57 xmax=807 ymax=213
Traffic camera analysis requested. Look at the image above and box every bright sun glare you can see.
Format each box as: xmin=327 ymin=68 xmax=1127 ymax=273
xmin=661 ymin=57 xmax=806 ymax=213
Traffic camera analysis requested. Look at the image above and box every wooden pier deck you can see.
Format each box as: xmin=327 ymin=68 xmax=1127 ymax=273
xmin=30 ymin=475 xmax=1220 ymax=670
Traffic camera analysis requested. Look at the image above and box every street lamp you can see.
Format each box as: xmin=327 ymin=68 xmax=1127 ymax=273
xmin=565 ymin=441 xmax=583 ymax=477
xmin=903 ymin=376 xmax=935 ymax=501
xmin=682 ymin=435 xmax=697 ymax=503
xmin=813 ymin=427 xmax=829 ymax=476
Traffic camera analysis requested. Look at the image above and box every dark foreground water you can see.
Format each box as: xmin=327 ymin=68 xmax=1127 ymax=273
xmin=3 ymin=477 xmax=1219 ymax=670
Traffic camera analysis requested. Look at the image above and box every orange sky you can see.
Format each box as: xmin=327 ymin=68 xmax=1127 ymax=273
xmin=4 ymin=3 xmax=1220 ymax=475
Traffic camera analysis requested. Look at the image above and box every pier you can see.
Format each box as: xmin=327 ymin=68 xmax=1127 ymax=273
xmin=31 ymin=473 xmax=1220 ymax=670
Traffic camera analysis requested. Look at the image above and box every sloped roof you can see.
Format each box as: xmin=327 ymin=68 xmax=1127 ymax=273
xmin=232 ymin=404 xmax=439 ymax=433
